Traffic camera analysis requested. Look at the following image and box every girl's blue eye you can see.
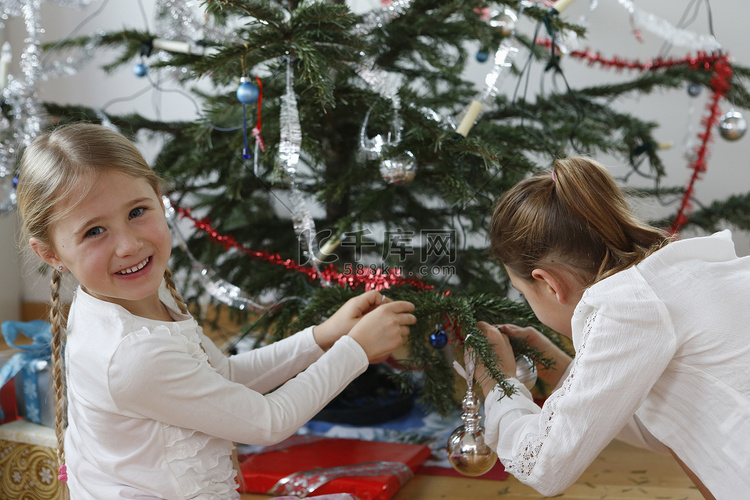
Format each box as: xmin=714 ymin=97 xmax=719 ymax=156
xmin=85 ymin=227 xmax=104 ymax=238
xmin=129 ymin=207 xmax=146 ymax=219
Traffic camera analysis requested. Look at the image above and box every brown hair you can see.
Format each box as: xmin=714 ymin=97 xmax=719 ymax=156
xmin=16 ymin=123 xmax=188 ymax=494
xmin=489 ymin=157 xmax=670 ymax=286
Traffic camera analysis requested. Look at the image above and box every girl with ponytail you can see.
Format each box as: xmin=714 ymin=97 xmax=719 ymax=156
xmin=477 ymin=157 xmax=750 ymax=499
xmin=16 ymin=123 xmax=416 ymax=499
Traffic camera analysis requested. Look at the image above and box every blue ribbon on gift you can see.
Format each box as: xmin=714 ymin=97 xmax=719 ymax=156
xmin=0 ymin=320 xmax=53 ymax=425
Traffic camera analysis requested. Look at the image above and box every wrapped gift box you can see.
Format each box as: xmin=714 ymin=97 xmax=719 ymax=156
xmin=0 ymin=351 xmax=18 ymax=424
xmin=14 ymin=359 xmax=54 ymax=427
xmin=0 ymin=321 xmax=55 ymax=427
xmin=0 ymin=419 xmax=62 ymax=499
xmin=239 ymin=436 xmax=431 ymax=500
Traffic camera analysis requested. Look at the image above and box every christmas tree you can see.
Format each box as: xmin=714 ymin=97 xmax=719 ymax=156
xmin=3 ymin=0 xmax=750 ymax=415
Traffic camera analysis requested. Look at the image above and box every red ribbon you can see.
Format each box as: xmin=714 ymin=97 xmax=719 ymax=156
xmin=268 ymin=461 xmax=413 ymax=497
xmin=252 ymin=75 xmax=266 ymax=151
xmin=172 ymin=204 xmax=435 ymax=292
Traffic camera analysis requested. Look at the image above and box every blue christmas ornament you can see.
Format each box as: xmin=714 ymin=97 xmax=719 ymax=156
xmin=476 ymin=50 xmax=489 ymax=63
xmin=687 ymin=82 xmax=702 ymax=97
xmin=132 ymin=62 xmax=148 ymax=78
xmin=430 ymin=329 xmax=448 ymax=349
xmin=236 ymin=76 xmax=259 ymax=104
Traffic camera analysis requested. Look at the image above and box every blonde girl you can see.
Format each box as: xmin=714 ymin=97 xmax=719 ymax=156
xmin=477 ymin=157 xmax=750 ymax=499
xmin=17 ymin=123 xmax=416 ymax=499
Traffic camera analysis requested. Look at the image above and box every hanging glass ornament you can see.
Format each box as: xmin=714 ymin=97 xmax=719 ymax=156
xmin=358 ymin=105 xmax=388 ymax=161
xmin=475 ymin=50 xmax=489 ymax=63
xmin=236 ymin=76 xmax=259 ymax=104
xmin=380 ymin=151 xmax=417 ymax=185
xmin=132 ymin=62 xmax=148 ymax=78
xmin=447 ymin=345 xmax=498 ymax=476
xmin=429 ymin=327 xmax=448 ymax=349
xmin=454 ymin=32 xmax=520 ymax=137
xmin=277 ymin=58 xmax=324 ymax=277
xmin=718 ymin=110 xmax=747 ymax=141
xmin=356 ymin=64 xmax=417 ymax=184
xmin=488 ymin=7 xmax=517 ymax=37
xmin=514 ymin=355 xmax=537 ymax=390
xmin=687 ymin=82 xmax=701 ymax=97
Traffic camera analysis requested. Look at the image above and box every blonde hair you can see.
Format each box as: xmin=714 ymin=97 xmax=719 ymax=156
xmin=489 ymin=157 xmax=670 ymax=286
xmin=16 ymin=123 xmax=189 ymax=494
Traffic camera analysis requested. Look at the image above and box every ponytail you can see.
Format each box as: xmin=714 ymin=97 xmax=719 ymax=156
xmin=490 ymin=157 xmax=669 ymax=285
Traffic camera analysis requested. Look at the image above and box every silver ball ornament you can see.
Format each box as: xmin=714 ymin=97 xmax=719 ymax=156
xmin=447 ymin=426 xmax=498 ymax=476
xmin=446 ymin=391 xmax=498 ymax=476
xmin=515 ymin=355 xmax=538 ymax=390
xmin=380 ymin=151 xmax=417 ymax=184
xmin=719 ymin=110 xmax=747 ymax=141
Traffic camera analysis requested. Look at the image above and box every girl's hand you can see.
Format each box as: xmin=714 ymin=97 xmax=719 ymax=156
xmin=313 ymin=290 xmax=385 ymax=351
xmin=347 ymin=300 xmax=417 ymax=362
xmin=475 ymin=321 xmax=516 ymax=396
xmin=494 ymin=323 xmax=572 ymax=388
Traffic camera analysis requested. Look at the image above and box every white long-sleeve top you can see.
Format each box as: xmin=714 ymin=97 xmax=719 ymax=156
xmin=64 ymin=287 xmax=368 ymax=499
xmin=484 ymin=230 xmax=750 ymax=499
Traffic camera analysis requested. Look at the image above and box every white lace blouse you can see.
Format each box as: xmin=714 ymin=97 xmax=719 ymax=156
xmin=64 ymin=287 xmax=368 ymax=499
xmin=484 ymin=230 xmax=750 ymax=499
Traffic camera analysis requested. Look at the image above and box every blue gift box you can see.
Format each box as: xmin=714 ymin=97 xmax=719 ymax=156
xmin=14 ymin=359 xmax=54 ymax=427
xmin=0 ymin=321 xmax=55 ymax=427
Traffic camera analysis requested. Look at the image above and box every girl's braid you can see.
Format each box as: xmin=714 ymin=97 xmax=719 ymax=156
xmin=49 ymin=269 xmax=69 ymax=498
xmin=163 ymin=267 xmax=188 ymax=315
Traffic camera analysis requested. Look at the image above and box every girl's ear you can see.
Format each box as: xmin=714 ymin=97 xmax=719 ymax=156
xmin=530 ymin=268 xmax=572 ymax=304
xmin=29 ymin=238 xmax=62 ymax=270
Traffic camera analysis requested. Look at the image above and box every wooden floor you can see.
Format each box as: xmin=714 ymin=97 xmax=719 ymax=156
xmin=240 ymin=439 xmax=702 ymax=500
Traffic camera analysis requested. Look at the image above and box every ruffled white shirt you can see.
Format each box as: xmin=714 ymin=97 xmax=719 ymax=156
xmin=64 ymin=287 xmax=368 ymax=499
xmin=485 ymin=230 xmax=750 ymax=499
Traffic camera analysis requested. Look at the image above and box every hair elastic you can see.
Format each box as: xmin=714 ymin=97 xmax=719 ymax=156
xmin=551 ymin=169 xmax=556 ymax=182
xmin=58 ymin=464 xmax=68 ymax=482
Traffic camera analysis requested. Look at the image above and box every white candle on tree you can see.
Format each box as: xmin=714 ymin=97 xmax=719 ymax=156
xmin=152 ymin=38 xmax=192 ymax=55
xmin=552 ymin=0 xmax=576 ymax=14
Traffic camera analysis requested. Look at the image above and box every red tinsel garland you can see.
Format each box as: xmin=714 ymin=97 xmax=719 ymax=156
xmin=537 ymin=39 xmax=734 ymax=233
xmin=173 ymin=204 xmax=435 ymax=292
xmin=671 ymin=56 xmax=733 ymax=233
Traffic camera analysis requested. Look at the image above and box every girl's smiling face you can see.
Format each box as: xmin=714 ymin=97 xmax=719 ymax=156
xmin=32 ymin=170 xmax=172 ymax=319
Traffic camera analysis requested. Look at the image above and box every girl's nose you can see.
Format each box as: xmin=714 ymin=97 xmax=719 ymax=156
xmin=115 ymin=230 xmax=144 ymax=257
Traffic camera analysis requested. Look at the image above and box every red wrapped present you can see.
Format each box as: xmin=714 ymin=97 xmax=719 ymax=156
xmin=239 ymin=436 xmax=431 ymax=500
xmin=0 ymin=351 xmax=18 ymax=424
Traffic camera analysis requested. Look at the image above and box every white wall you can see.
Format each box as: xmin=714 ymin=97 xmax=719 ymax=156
xmin=2 ymin=0 xmax=750 ymax=309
